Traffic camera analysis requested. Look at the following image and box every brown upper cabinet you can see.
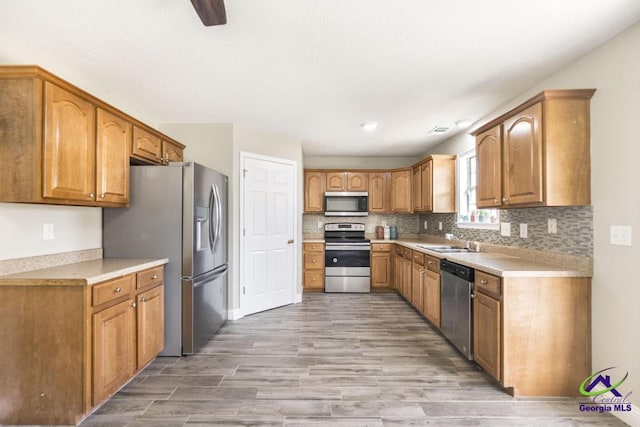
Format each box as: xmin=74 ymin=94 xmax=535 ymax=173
xmin=413 ymin=155 xmax=456 ymax=213
xmin=0 ymin=65 xmax=185 ymax=208
xmin=368 ymin=172 xmax=390 ymax=213
xmin=325 ymin=171 xmax=368 ymax=191
xmin=131 ymin=126 xmax=185 ymax=166
xmin=304 ymin=171 xmax=325 ymax=213
xmin=390 ymin=168 xmax=413 ymax=213
xmin=472 ymin=89 xmax=596 ymax=208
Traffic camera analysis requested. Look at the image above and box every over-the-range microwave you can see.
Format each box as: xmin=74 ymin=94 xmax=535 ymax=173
xmin=324 ymin=192 xmax=368 ymax=216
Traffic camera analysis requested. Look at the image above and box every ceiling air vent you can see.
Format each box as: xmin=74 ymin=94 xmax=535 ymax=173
xmin=428 ymin=126 xmax=450 ymax=135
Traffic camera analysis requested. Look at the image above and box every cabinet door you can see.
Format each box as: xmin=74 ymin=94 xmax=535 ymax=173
xmin=424 ymin=269 xmax=440 ymax=328
xmin=96 ymin=108 xmax=130 ymax=205
xmin=371 ymin=252 xmax=391 ymax=288
xmin=476 ymin=125 xmax=502 ymax=208
xmin=132 ymin=126 xmax=162 ymax=164
xmin=368 ymin=172 xmax=389 ymax=213
xmin=303 ymin=270 xmax=324 ymax=290
xmin=411 ymin=262 xmax=424 ymax=313
xmin=421 ymin=160 xmax=432 ymax=212
xmin=391 ymin=169 xmax=412 ymax=213
xmin=326 ymin=172 xmax=347 ymax=191
xmin=503 ymin=103 xmax=543 ymax=206
xmin=43 ymin=82 xmax=96 ymax=202
xmin=162 ymin=140 xmax=184 ymax=164
xmin=412 ymin=166 xmax=422 ymax=213
xmin=403 ymin=254 xmax=412 ymax=299
xmin=347 ymin=172 xmax=368 ymax=191
xmin=473 ymin=292 xmax=501 ymax=381
xmin=395 ymin=255 xmax=404 ymax=296
xmin=304 ymin=171 xmax=325 ymax=213
xmin=92 ymin=299 xmax=136 ymax=405
xmin=137 ymin=285 xmax=165 ymax=368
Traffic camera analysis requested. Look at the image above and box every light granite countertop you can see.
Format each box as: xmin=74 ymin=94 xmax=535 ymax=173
xmin=304 ymin=235 xmax=591 ymax=278
xmin=0 ymin=258 xmax=169 ymax=286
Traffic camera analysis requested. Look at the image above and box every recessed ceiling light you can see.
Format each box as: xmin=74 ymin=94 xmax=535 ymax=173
xmin=360 ymin=122 xmax=378 ymax=132
xmin=454 ymin=119 xmax=473 ymax=128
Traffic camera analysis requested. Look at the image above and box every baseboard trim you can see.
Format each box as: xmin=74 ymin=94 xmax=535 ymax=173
xmin=294 ymin=293 xmax=302 ymax=303
xmin=229 ymin=308 xmax=244 ymax=321
xmin=612 ymin=402 xmax=640 ymax=426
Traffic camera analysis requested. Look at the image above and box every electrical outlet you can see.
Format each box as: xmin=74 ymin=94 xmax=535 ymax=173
xmin=520 ymin=223 xmax=528 ymax=238
xmin=610 ymin=225 xmax=632 ymax=246
xmin=423 ymin=220 xmax=428 ymax=230
xmin=548 ymin=218 xmax=557 ymax=234
xmin=500 ymin=222 xmax=511 ymax=237
xmin=43 ymin=223 xmax=54 ymax=240
xmin=438 ymin=222 xmax=442 ymax=230
xmin=317 ymin=220 xmax=323 ymax=229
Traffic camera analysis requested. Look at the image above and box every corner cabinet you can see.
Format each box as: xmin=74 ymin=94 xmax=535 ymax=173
xmin=0 ymin=263 xmax=166 ymax=425
xmin=472 ymin=89 xmax=595 ymax=208
xmin=413 ymin=155 xmax=456 ymax=213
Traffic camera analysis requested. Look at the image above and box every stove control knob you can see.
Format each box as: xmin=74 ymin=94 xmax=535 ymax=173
xmin=332 ymin=258 xmax=338 ymax=263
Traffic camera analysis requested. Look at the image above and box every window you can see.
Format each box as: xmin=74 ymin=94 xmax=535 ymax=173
xmin=458 ymin=149 xmax=499 ymax=229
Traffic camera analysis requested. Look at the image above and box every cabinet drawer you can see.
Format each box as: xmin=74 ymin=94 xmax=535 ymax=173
xmin=304 ymin=252 xmax=324 ymax=269
xmin=372 ymin=243 xmax=391 ymax=252
xmin=93 ymin=275 xmax=135 ymax=307
xmin=303 ymin=243 xmax=324 ymax=252
xmin=137 ymin=266 xmax=164 ymax=289
xmin=475 ymin=270 xmax=501 ymax=298
xmin=412 ymin=251 xmax=424 ymax=265
xmin=425 ymin=255 xmax=440 ymax=273
xmin=403 ymin=247 xmax=413 ymax=260
xmin=303 ymin=270 xmax=324 ymax=288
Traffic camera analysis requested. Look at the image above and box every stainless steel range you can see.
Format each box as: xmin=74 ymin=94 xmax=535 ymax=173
xmin=324 ymin=223 xmax=371 ymax=293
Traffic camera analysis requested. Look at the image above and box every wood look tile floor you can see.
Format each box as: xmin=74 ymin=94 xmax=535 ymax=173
xmin=80 ymin=293 xmax=627 ymax=426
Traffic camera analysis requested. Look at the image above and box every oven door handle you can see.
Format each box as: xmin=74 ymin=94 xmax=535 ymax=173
xmin=325 ymin=245 xmax=371 ymax=251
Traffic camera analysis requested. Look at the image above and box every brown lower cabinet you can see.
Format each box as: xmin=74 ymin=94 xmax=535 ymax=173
xmin=423 ymin=255 xmax=441 ymax=327
xmin=0 ymin=265 xmax=165 ymax=425
xmin=303 ymin=243 xmax=325 ymax=291
xmin=371 ymin=243 xmax=392 ymax=288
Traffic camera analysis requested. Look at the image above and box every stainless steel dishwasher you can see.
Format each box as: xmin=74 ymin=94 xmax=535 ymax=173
xmin=440 ymin=259 xmax=474 ymax=360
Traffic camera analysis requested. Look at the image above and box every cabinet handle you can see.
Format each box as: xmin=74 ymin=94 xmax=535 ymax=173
xmin=114 ymin=287 xmax=122 ymax=293
xmin=141 ymin=297 xmax=147 ymax=303
xmin=312 ymin=259 xmax=316 ymax=263
xmin=420 ymin=268 xmax=424 ymax=274
xmin=131 ymin=302 xmax=137 ymax=308
xmin=494 ymin=198 xmax=499 ymax=203
xmin=480 ymin=279 xmax=488 ymax=284
xmin=502 ymin=197 xmax=508 ymax=202
xmin=471 ymin=293 xmax=476 ymax=299
xmin=88 ymin=193 xmax=95 ymax=199
xmin=151 ymin=274 xmax=157 ymax=279
xmin=99 ymin=193 xmax=105 ymax=199
xmin=427 ymin=260 xmax=433 ymax=265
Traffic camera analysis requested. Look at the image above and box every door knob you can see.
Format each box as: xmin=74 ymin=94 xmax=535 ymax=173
xmin=287 ymin=239 xmax=294 ymax=244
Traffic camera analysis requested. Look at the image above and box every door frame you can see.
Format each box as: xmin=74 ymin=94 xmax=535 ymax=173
xmin=239 ymin=151 xmax=300 ymax=317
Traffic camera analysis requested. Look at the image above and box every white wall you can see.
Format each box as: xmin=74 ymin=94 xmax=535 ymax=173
xmin=0 ymin=203 xmax=101 ymax=260
xmin=159 ymin=123 xmax=304 ymax=314
xmin=431 ymin=22 xmax=640 ymax=408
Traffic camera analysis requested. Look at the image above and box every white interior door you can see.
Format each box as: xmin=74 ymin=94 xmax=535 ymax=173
xmin=241 ymin=153 xmax=296 ymax=315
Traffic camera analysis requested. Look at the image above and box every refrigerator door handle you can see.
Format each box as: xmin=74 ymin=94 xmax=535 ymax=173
xmin=213 ymin=183 xmax=222 ymax=253
xmin=208 ymin=184 xmax=216 ymax=253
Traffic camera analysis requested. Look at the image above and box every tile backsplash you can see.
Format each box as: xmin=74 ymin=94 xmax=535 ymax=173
xmin=303 ymin=214 xmax=420 ymax=235
xmin=420 ymin=206 xmax=593 ymax=257
xmin=304 ymin=206 xmax=592 ymax=257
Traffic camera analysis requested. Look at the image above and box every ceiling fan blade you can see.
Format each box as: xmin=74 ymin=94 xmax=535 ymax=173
xmin=191 ymin=0 xmax=227 ymax=26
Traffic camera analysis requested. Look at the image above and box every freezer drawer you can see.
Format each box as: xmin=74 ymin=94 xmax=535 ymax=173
xmin=182 ymin=267 xmax=228 ymax=355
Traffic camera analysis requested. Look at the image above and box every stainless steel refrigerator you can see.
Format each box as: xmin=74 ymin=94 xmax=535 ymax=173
xmin=103 ymin=162 xmax=228 ymax=356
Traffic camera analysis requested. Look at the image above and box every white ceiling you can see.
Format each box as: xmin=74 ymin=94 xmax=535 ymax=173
xmin=1 ymin=1 xmax=640 ymax=157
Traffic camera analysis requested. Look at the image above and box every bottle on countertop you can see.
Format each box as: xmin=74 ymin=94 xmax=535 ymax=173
xmin=383 ymin=225 xmax=390 ymax=239
xmin=389 ymin=226 xmax=398 ymax=240
xmin=375 ymin=226 xmax=384 ymax=240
